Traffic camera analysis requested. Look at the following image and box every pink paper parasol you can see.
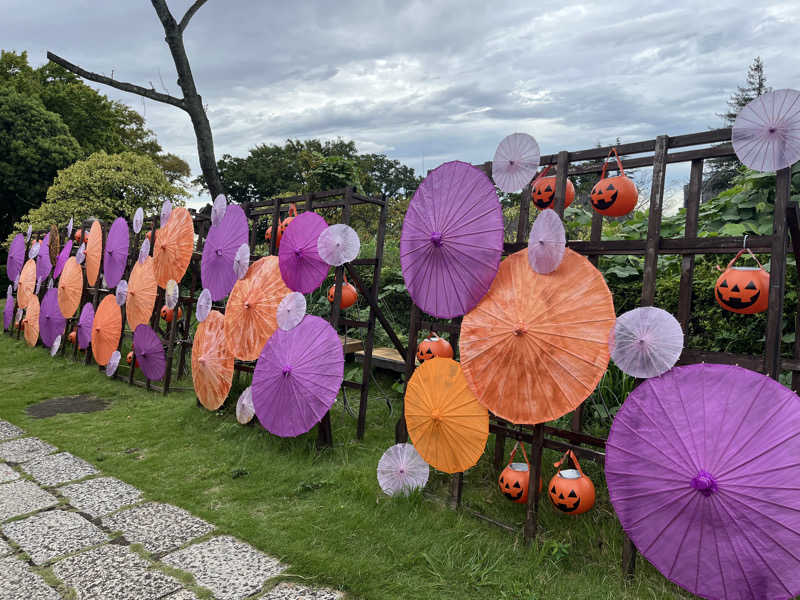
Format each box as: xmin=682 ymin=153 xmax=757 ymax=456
xmin=133 ymin=207 xmax=144 ymax=234
xmin=165 ymin=280 xmax=179 ymax=310
xmin=276 ymin=292 xmax=306 ymax=331
xmin=115 ymin=280 xmax=128 ymax=306
xmin=196 ymin=288 xmax=212 ymax=323
xmin=25 ymin=225 xmax=31 ymax=242
xmin=236 ymin=386 xmax=255 ymax=424
xmin=29 ymin=241 xmax=40 ymax=260
xmin=66 ymin=217 xmax=73 ymax=239
xmin=7 ymin=234 xmax=25 ymax=283
xmin=138 ymin=238 xmax=150 ymax=264
xmin=377 ymin=443 xmax=430 ymax=497
xmin=160 ymin=199 xmax=172 ymax=225
xmin=252 ymin=315 xmax=344 ymax=437
xmin=53 ymin=240 xmax=73 ymax=279
xmin=606 ymin=363 xmax=800 ymax=600
xmin=528 ymin=208 xmax=566 ymax=274
xmin=492 ymin=133 xmax=541 ymax=193
xmin=610 ymin=307 xmax=683 ymax=378
xmin=201 ymin=203 xmax=249 ymax=301
xmin=75 ymin=243 xmax=86 ymax=265
xmin=317 ymin=224 xmax=360 ymax=266
xmin=400 ymin=161 xmax=504 ymax=318
xmin=77 ymin=303 xmax=94 ymax=350
xmin=233 ymin=243 xmax=249 ymax=280
xmin=105 ymin=350 xmax=121 ymax=376
xmin=278 ymin=212 xmax=330 ymax=294
xmin=133 ymin=324 xmax=166 ymax=381
xmin=36 ymin=233 xmax=52 ymax=282
xmin=732 ymin=89 xmax=800 ymax=172
xmin=3 ymin=289 xmax=14 ymax=332
xmin=103 ymin=217 xmax=130 ymax=289
xmin=211 ymin=194 xmax=227 ymax=227
xmin=49 ymin=335 xmax=61 ymax=357
xmin=39 ymin=289 xmax=66 ymax=348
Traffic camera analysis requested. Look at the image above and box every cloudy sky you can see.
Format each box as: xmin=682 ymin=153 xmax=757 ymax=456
xmin=4 ymin=1 xmax=800 ymax=206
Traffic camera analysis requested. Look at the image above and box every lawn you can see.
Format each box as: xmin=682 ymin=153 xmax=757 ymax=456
xmin=0 ymin=329 xmax=690 ymax=599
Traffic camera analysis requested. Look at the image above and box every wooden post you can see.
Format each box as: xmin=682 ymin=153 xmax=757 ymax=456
xmin=396 ymin=304 xmax=421 ymax=443
xmin=640 ymin=135 xmax=669 ymax=306
xmin=587 ymin=211 xmax=603 ymax=267
xmin=786 ymin=202 xmax=800 ymax=393
xmin=764 ymin=167 xmax=791 ymax=380
xmin=161 ymin=298 xmax=180 ymax=395
xmin=677 ymin=159 xmax=703 ymax=332
xmin=516 ymin=183 xmax=532 ymax=244
xmin=523 ymin=424 xmax=545 ymax=544
xmin=493 ymin=432 xmax=506 ymax=473
xmin=448 ymin=473 xmax=464 ymax=509
xmin=553 ymin=151 xmax=570 ymax=218
xmin=269 ymin=198 xmax=280 ymax=256
xmin=622 ymin=536 xmax=637 ymax=578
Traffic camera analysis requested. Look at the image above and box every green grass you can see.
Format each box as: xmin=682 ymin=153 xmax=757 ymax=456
xmin=0 ymin=331 xmax=690 ymax=599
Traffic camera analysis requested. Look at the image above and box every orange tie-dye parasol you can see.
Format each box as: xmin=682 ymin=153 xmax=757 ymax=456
xmin=192 ymin=310 xmax=234 ymax=410
xmin=91 ymin=294 xmax=122 ymax=366
xmin=17 ymin=259 xmax=37 ymax=309
xmin=57 ymin=257 xmax=83 ymax=318
xmin=224 ymin=256 xmax=290 ymax=361
xmin=23 ymin=295 xmax=40 ymax=347
xmin=460 ymin=248 xmax=615 ymax=425
xmin=153 ymin=206 xmax=194 ymax=288
xmin=126 ymin=256 xmax=157 ymax=331
xmin=405 ymin=357 xmax=489 ymax=474
xmin=85 ymin=220 xmax=103 ymax=287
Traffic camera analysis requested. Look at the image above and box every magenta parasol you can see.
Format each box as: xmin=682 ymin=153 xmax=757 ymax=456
xmin=610 ymin=307 xmax=683 ymax=378
xmin=39 ymin=289 xmax=66 ymax=348
xmin=317 ymin=224 xmax=360 ymax=266
xmin=36 ymin=233 xmax=52 ymax=282
xmin=53 ymin=240 xmax=74 ymax=279
xmin=606 ymin=363 xmax=800 ymax=599
xmin=252 ymin=315 xmax=343 ymax=437
xmin=279 ymin=212 xmax=330 ymax=294
xmin=77 ymin=303 xmax=94 ymax=350
xmin=3 ymin=288 xmax=14 ymax=332
xmin=196 ymin=288 xmax=212 ymax=323
xmin=7 ymin=234 xmax=25 ymax=283
xmin=528 ymin=208 xmax=566 ymax=274
xmin=201 ymin=203 xmax=249 ymax=301
xmin=400 ymin=161 xmax=504 ymax=318
xmin=492 ymin=133 xmax=540 ymax=193
xmin=211 ymin=194 xmax=227 ymax=227
xmin=133 ymin=324 xmax=166 ymax=381
xmin=732 ymin=89 xmax=800 ymax=172
xmin=377 ymin=443 xmax=430 ymax=497
xmin=277 ymin=292 xmax=306 ymax=331
xmin=103 ymin=217 xmax=130 ymax=289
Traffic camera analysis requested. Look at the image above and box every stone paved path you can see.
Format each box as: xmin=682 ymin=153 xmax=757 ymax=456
xmin=0 ymin=420 xmax=343 ymax=600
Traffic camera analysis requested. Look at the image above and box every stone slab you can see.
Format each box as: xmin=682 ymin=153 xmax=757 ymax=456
xmin=163 ymin=535 xmax=285 ymax=600
xmin=0 ymin=437 xmax=57 ymax=463
xmin=21 ymin=452 xmax=99 ymax=487
xmin=0 ymin=421 xmax=24 ymax=442
xmin=0 ymin=464 xmax=19 ymax=484
xmin=263 ymin=583 xmax=343 ymax=600
xmin=0 ymin=538 xmax=11 ymax=557
xmin=52 ymin=544 xmax=182 ymax=600
xmin=102 ymin=503 xmax=213 ymax=555
xmin=0 ymin=480 xmax=59 ymax=522
xmin=0 ymin=555 xmax=61 ymax=600
xmin=59 ymin=477 xmax=142 ymax=518
xmin=2 ymin=509 xmax=108 ymax=565
xmin=164 ymin=590 xmax=199 ymax=600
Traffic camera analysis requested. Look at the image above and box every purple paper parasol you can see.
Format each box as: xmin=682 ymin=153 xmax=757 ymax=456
xmin=133 ymin=324 xmax=166 ymax=381
xmin=211 ymin=194 xmax=227 ymax=227
xmin=252 ymin=314 xmax=343 ymax=437
xmin=105 ymin=350 xmax=121 ymax=377
xmin=492 ymin=133 xmax=540 ymax=193
xmin=377 ymin=443 xmax=430 ymax=497
xmin=400 ymin=161 xmax=504 ymax=318
xmin=7 ymin=234 xmax=25 ymax=283
xmin=39 ymin=289 xmax=66 ymax=348
xmin=3 ymin=291 xmax=14 ymax=332
xmin=201 ymin=203 xmax=249 ymax=301
xmin=103 ymin=217 xmax=130 ymax=289
xmin=196 ymin=288 xmax=212 ymax=323
xmin=77 ymin=303 xmax=94 ymax=350
xmin=277 ymin=292 xmax=306 ymax=331
xmin=606 ymin=363 xmax=800 ymax=599
xmin=278 ymin=212 xmax=330 ymax=294
xmin=317 ymin=224 xmax=360 ymax=266
xmin=610 ymin=307 xmax=683 ymax=378
xmin=236 ymin=386 xmax=255 ymax=424
xmin=528 ymin=208 xmax=566 ymax=274
xmin=36 ymin=233 xmax=52 ymax=282
xmin=133 ymin=207 xmax=143 ymax=234
xmin=732 ymin=89 xmax=800 ymax=172
xmin=53 ymin=240 xmax=74 ymax=279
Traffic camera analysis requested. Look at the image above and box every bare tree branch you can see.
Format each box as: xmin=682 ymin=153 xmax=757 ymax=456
xmin=46 ymin=51 xmax=186 ymax=110
xmin=178 ymin=0 xmax=208 ymax=33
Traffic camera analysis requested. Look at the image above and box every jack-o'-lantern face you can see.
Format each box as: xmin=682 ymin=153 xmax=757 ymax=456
xmin=499 ymin=473 xmax=526 ymax=502
xmin=716 ymin=278 xmax=760 ymax=310
xmin=547 ymin=466 xmax=595 ymax=515
xmin=714 ymin=267 xmax=769 ymax=314
xmin=590 ymin=182 xmax=618 ymax=211
xmin=531 ymin=176 xmax=575 ymax=210
xmin=416 ymin=334 xmax=453 ymax=363
xmin=589 ymin=174 xmax=638 ymax=217
xmin=549 ymin=484 xmax=581 ymax=512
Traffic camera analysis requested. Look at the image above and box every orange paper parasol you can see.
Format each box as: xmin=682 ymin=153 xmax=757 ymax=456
xmin=192 ymin=310 xmax=234 ymax=409
xmin=17 ymin=259 xmax=37 ymax=309
xmin=23 ymin=295 xmax=40 ymax=347
xmin=57 ymin=257 xmax=83 ymax=318
xmin=405 ymin=357 xmax=489 ymax=474
xmin=85 ymin=220 xmax=103 ymax=287
xmin=460 ymin=248 xmax=615 ymax=425
xmin=153 ymin=206 xmax=194 ymax=288
xmin=126 ymin=256 xmax=157 ymax=330
xmin=224 ymin=256 xmax=290 ymax=361
xmin=91 ymin=295 xmax=122 ymax=366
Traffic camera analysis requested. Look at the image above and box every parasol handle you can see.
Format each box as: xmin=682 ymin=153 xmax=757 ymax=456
xmin=508 ymin=441 xmax=530 ymax=467
xmin=717 ymin=247 xmax=767 ymax=272
xmin=600 ymin=147 xmax=626 ymax=179
xmin=553 ymin=449 xmax=585 ymax=477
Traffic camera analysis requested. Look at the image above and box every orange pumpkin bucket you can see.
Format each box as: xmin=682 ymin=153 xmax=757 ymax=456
xmin=590 ymin=148 xmax=638 ymax=217
xmin=714 ymin=247 xmax=769 ymax=314
xmin=498 ymin=441 xmax=542 ymax=504
xmin=327 ymin=273 xmax=358 ymax=309
xmin=530 ymin=165 xmax=575 ymax=211
xmin=548 ymin=450 xmax=595 ymax=515
xmin=416 ymin=331 xmax=454 ymax=363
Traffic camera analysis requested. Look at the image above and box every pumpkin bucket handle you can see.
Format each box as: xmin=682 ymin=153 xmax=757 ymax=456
xmin=600 ymin=147 xmax=626 ymax=179
xmin=529 ymin=165 xmax=552 ymax=188
xmin=718 ymin=247 xmax=767 ymax=272
xmin=508 ymin=441 xmax=530 ymax=467
xmin=553 ymin=449 xmax=585 ymax=477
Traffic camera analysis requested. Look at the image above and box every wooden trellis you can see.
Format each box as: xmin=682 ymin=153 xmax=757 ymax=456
xmin=395 ymin=127 xmax=797 ymax=575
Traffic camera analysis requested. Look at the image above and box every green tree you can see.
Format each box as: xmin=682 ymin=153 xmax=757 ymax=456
xmin=8 ymin=151 xmax=187 ymax=242
xmin=0 ymin=86 xmax=81 ymax=244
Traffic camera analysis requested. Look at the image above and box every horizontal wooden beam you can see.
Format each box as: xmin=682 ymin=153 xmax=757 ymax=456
xmin=678 ymin=349 xmax=800 ymax=372
xmin=568 ymin=143 xmax=734 ymax=175
xmin=505 ymin=235 xmax=773 ymax=256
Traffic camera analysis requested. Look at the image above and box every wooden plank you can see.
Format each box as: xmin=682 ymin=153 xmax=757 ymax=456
xmin=677 ymin=159 xmax=703 ymax=331
xmin=567 ymin=143 xmax=734 ymax=175
xmin=418 ymin=320 xmax=461 ymax=335
xmin=641 ymin=135 xmax=669 ymax=306
xmin=340 ymin=318 xmax=369 ymax=329
xmin=338 ymin=335 xmax=363 ymax=354
xmin=764 ymin=167 xmax=791 ymax=380
xmin=356 ymin=346 xmax=407 ymax=373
